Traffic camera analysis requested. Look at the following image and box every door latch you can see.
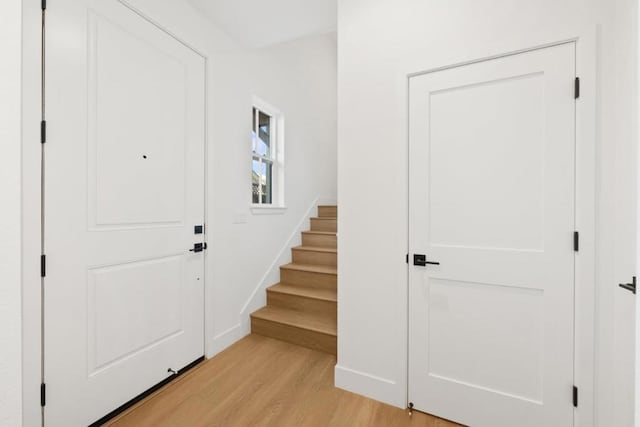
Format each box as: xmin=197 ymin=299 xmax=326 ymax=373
xmin=619 ymin=276 xmax=636 ymax=294
xmin=189 ymin=243 xmax=207 ymax=253
xmin=413 ymin=254 xmax=440 ymax=266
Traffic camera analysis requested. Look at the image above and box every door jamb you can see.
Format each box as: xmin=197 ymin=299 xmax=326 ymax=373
xmin=405 ymin=33 xmax=597 ymax=427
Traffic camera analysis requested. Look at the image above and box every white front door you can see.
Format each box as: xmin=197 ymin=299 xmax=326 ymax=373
xmin=45 ymin=1 xmax=206 ymax=425
xmin=408 ymin=43 xmax=576 ymax=427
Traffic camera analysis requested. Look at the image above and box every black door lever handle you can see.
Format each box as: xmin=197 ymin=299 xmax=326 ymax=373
xmin=189 ymin=242 xmax=207 ymax=253
xmin=413 ymin=254 xmax=440 ymax=266
xmin=619 ymin=276 xmax=636 ymax=294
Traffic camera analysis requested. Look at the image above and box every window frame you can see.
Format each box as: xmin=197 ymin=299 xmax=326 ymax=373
xmin=251 ymin=96 xmax=285 ymax=213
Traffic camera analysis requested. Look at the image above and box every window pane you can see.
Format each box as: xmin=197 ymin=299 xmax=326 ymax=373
xmin=256 ymin=111 xmax=271 ymax=157
xmin=252 ymin=108 xmax=258 ymax=153
xmin=251 ymin=105 xmax=277 ymax=205
xmin=262 ymin=162 xmax=272 ymax=204
xmin=252 ymin=159 xmax=272 ymax=205
xmin=252 ymin=159 xmax=262 ymax=204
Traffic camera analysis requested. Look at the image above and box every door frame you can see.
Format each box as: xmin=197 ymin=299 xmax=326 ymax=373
xmin=406 ymin=34 xmax=597 ymax=426
xmin=21 ymin=1 xmax=211 ymax=425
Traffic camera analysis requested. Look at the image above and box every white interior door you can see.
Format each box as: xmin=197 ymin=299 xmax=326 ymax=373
xmin=408 ymin=43 xmax=576 ymax=427
xmin=45 ymin=1 xmax=206 ymax=425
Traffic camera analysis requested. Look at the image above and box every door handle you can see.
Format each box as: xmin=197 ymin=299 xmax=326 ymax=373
xmin=619 ymin=276 xmax=636 ymax=294
xmin=413 ymin=254 xmax=440 ymax=266
xmin=189 ymin=242 xmax=207 ymax=253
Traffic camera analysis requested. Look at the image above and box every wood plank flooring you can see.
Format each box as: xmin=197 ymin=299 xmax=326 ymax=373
xmin=105 ymin=335 xmax=460 ymax=427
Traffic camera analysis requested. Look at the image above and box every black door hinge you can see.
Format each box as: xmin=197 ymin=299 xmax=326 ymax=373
xmin=406 ymin=254 xmax=409 ymax=264
xmin=41 ymin=0 xmax=46 ymax=10
xmin=573 ymin=385 xmax=578 ymax=407
xmin=40 ymin=254 xmax=46 ymax=277
xmin=574 ymin=77 xmax=580 ymax=99
xmin=40 ymin=383 xmax=46 ymax=407
xmin=619 ymin=276 xmax=637 ymax=294
xmin=40 ymin=120 xmax=46 ymax=144
xmin=574 ymin=231 xmax=579 ymax=252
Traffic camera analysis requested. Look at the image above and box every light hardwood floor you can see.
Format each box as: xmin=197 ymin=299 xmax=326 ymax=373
xmin=105 ymin=335 xmax=460 ymax=427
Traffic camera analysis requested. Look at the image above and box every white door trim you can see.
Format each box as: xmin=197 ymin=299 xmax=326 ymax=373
xmin=21 ymin=1 xmax=211 ymax=425
xmin=405 ymin=33 xmax=597 ymax=426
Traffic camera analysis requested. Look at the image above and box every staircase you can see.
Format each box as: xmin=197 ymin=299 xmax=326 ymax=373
xmin=250 ymin=205 xmax=337 ymax=355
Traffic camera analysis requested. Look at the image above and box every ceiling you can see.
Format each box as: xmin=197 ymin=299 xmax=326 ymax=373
xmin=188 ymin=0 xmax=337 ymax=49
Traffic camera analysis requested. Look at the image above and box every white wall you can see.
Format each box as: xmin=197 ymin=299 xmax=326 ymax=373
xmin=336 ymin=1 xmax=637 ymax=426
xmin=207 ymin=35 xmax=338 ymax=350
xmin=0 ymin=1 xmax=23 ymax=426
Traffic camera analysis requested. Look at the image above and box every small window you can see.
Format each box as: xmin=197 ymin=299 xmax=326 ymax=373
xmin=251 ymin=99 xmax=284 ymax=208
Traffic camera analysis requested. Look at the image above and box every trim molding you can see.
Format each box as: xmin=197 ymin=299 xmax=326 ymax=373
xmin=208 ymin=323 xmax=244 ymax=357
xmin=334 ymin=365 xmax=404 ymax=408
xmin=404 ymin=33 xmax=597 ymax=425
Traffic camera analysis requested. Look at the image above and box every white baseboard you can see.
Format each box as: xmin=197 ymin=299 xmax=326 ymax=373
xmin=207 ymin=323 xmax=247 ymax=358
xmin=334 ymin=364 xmax=405 ymax=409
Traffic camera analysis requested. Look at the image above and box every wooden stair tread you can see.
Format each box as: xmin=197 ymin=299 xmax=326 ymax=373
xmin=281 ymin=263 xmax=337 ymax=275
xmin=292 ymin=245 xmax=337 ymax=254
xmin=268 ymin=283 xmax=337 ymax=302
xmin=251 ymin=204 xmax=338 ymax=354
xmin=302 ymin=230 xmax=336 ymax=235
xmin=251 ymin=306 xmax=336 ymax=336
xmin=318 ymin=205 xmax=338 ymax=219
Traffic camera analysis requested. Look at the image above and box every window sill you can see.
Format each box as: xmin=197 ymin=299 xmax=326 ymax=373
xmin=250 ymin=205 xmax=287 ymax=215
